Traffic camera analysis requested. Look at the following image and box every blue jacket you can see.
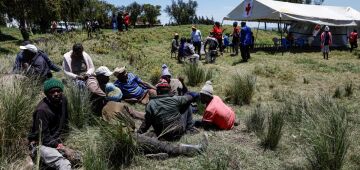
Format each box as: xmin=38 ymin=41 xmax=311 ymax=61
xmin=13 ymin=50 xmax=61 ymax=73
xmin=240 ymin=26 xmax=252 ymax=46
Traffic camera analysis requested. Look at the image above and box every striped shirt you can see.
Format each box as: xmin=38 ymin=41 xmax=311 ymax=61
xmin=114 ymin=73 xmax=146 ymax=99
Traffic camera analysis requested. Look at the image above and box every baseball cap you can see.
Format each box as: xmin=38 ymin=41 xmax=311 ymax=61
xmin=95 ymin=66 xmax=113 ymax=76
xmin=19 ymin=44 xmax=38 ymax=53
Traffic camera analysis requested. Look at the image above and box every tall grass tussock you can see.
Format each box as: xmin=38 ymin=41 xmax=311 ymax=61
xmin=225 ymin=73 xmax=256 ymax=105
xmin=184 ymin=64 xmax=213 ymax=86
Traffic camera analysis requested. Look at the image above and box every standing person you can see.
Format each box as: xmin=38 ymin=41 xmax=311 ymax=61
xmin=231 ymin=22 xmax=240 ymax=56
xmin=195 ymin=81 xmax=236 ymax=130
xmin=349 ymin=29 xmax=358 ymax=52
xmin=124 ymin=12 xmax=130 ymax=31
xmin=204 ymin=32 xmax=219 ymax=63
xmin=171 ymin=33 xmax=180 ymax=57
xmin=28 ymin=78 xmax=80 ymax=170
xmin=191 ymin=25 xmax=202 ymax=59
xmin=117 ymin=12 xmax=124 ymax=32
xmin=240 ymin=22 xmax=252 ymax=62
xmin=111 ymin=14 xmax=117 ymax=32
xmin=212 ymin=22 xmax=223 ymax=54
xmin=178 ymin=37 xmax=187 ymax=63
xmin=13 ymin=42 xmax=61 ymax=74
xmin=63 ymin=43 xmax=95 ymax=87
xmin=320 ymin=26 xmax=332 ymax=60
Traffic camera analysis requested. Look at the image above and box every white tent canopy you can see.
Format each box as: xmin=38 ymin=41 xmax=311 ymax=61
xmin=224 ymin=0 xmax=360 ymax=27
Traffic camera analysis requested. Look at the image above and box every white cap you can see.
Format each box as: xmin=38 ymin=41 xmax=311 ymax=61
xmin=324 ymin=26 xmax=330 ymax=31
xmin=200 ymin=81 xmax=213 ymax=97
xmin=95 ymin=66 xmax=113 ymax=76
xmin=19 ymin=44 xmax=38 ymax=53
xmin=161 ymin=64 xmax=171 ymax=77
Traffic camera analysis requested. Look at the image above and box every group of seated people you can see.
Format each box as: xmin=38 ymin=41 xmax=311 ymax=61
xmin=13 ymin=41 xmax=237 ymax=169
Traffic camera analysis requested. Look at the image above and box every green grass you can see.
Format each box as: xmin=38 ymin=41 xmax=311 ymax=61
xmin=1 ymin=25 xmax=360 ymax=169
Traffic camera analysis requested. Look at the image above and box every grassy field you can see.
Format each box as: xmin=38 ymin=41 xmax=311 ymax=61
xmin=1 ymin=25 xmax=360 ymax=170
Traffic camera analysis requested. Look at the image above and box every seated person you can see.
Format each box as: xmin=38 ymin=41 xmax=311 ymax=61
xmin=178 ymin=37 xmax=187 ymax=63
xmin=28 ymin=78 xmax=80 ymax=169
xmin=161 ymin=64 xmax=187 ymax=96
xmin=86 ymin=66 xmax=113 ymax=115
xmin=184 ymin=38 xmax=200 ymax=63
xmin=13 ymin=41 xmax=61 ymax=74
xmin=17 ymin=44 xmax=52 ymax=81
xmin=63 ymin=43 xmax=95 ymax=87
xmin=101 ymin=86 xmax=208 ymax=158
xmin=137 ymin=80 xmax=198 ymax=141
xmin=223 ymin=33 xmax=231 ymax=52
xmin=204 ymin=32 xmax=219 ymax=63
xmin=113 ymin=66 xmax=156 ymax=105
xmin=196 ymin=81 xmax=236 ymax=130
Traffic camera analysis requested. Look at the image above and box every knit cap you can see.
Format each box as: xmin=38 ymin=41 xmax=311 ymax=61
xmin=105 ymin=83 xmax=123 ymax=102
xmin=200 ymin=81 xmax=213 ymax=97
xmin=161 ymin=64 xmax=171 ymax=77
xmin=43 ymin=78 xmax=64 ymax=93
xmin=156 ymin=78 xmax=171 ymax=95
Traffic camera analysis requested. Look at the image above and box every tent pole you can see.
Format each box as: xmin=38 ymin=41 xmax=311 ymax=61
xmin=280 ymin=16 xmax=283 ymax=56
xmin=255 ymin=21 xmax=260 ymax=47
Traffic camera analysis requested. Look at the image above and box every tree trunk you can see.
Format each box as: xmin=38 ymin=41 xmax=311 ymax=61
xmin=277 ymin=23 xmax=281 ymax=33
xmin=265 ymin=22 xmax=267 ymax=30
xmin=19 ymin=18 xmax=29 ymax=41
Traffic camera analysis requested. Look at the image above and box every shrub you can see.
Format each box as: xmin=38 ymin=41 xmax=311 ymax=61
xmin=83 ymin=145 xmax=108 ymax=170
xmin=245 ymin=104 xmax=265 ymax=135
xmin=183 ymin=64 xmax=212 ymax=86
xmin=0 ymin=78 xmax=41 ymax=159
xmin=65 ymin=84 xmax=92 ymax=129
xmin=149 ymin=68 xmax=162 ymax=85
xmin=225 ymin=73 xmax=256 ymax=105
xmin=333 ymin=86 xmax=343 ymax=98
xmin=260 ymin=108 xmax=285 ymax=150
xmin=302 ymin=95 xmax=349 ymax=170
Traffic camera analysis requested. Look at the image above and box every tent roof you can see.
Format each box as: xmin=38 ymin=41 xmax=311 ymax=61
xmin=224 ymin=0 xmax=360 ymax=26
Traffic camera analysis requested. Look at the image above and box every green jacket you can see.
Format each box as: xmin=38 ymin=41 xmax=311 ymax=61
xmin=138 ymin=95 xmax=193 ymax=136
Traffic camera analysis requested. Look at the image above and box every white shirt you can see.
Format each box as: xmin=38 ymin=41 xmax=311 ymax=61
xmin=191 ymin=30 xmax=202 ymax=43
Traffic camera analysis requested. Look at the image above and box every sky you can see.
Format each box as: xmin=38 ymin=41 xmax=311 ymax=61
xmin=106 ymin=0 xmax=360 ymax=25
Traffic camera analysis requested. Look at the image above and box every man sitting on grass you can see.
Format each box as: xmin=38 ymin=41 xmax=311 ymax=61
xmin=195 ymin=81 xmax=236 ymax=130
xmin=113 ymin=66 xmax=157 ymax=105
xmin=28 ymin=78 xmax=80 ymax=170
xmin=103 ymin=85 xmax=208 ymax=159
xmin=160 ymin=64 xmax=187 ymax=96
xmin=137 ymin=79 xmax=198 ymax=141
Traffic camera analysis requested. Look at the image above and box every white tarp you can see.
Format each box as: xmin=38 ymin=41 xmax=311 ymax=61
xmin=224 ymin=0 xmax=360 ymax=27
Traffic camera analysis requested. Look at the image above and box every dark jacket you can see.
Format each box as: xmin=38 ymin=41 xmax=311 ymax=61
xmin=13 ymin=50 xmax=60 ymax=74
xmin=25 ymin=53 xmax=52 ymax=80
xmin=28 ymin=97 xmax=69 ymax=148
xmin=138 ymin=95 xmax=193 ymax=136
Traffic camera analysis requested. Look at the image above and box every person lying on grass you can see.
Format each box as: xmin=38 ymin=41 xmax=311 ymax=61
xmin=113 ymin=66 xmax=156 ymax=105
xmin=160 ymin=64 xmax=188 ymax=96
xmin=28 ymin=78 xmax=81 ymax=170
xmin=195 ymin=81 xmax=236 ymax=130
xmin=137 ymin=79 xmax=199 ymax=141
xmin=103 ymin=84 xmax=208 ymax=159
xmin=63 ymin=43 xmax=95 ymax=88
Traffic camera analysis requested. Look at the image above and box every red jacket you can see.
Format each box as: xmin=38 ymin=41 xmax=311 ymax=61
xmin=349 ymin=32 xmax=358 ymax=43
xmin=124 ymin=15 xmax=130 ymax=25
xmin=321 ymin=31 xmax=332 ymax=46
xmin=202 ymin=96 xmax=235 ymax=130
xmin=212 ymin=26 xmax=222 ymax=40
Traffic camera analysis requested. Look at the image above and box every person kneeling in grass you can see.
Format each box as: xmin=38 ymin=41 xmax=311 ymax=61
xmin=137 ymin=79 xmax=198 ymax=141
xmin=160 ymin=64 xmax=187 ymax=96
xmin=103 ymin=84 xmax=208 ymax=159
xmin=113 ymin=66 xmax=157 ymax=105
xmin=28 ymin=78 xmax=80 ymax=170
xmin=195 ymin=81 xmax=236 ymax=130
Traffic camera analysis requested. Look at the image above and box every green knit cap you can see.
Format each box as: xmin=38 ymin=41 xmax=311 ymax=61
xmin=43 ymin=78 xmax=64 ymax=93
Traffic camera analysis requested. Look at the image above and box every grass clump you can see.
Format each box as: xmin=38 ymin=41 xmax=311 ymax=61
xmin=225 ymin=73 xmax=256 ymax=105
xmin=260 ymin=108 xmax=285 ymax=150
xmin=0 ymin=78 xmax=40 ymax=159
xmin=183 ymin=64 xmax=212 ymax=86
xmin=65 ymin=84 xmax=92 ymax=129
xmin=344 ymin=81 xmax=354 ymax=97
xmin=301 ymin=95 xmax=349 ymax=170
xmin=253 ymin=64 xmax=280 ymax=77
xmin=333 ymin=81 xmax=354 ymax=99
xmin=148 ymin=68 xmax=162 ymax=85
xmin=245 ymin=104 xmax=265 ymax=135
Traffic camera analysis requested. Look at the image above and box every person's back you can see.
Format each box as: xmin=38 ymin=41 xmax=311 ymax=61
xmin=26 ymin=52 xmax=52 ymax=80
xmin=224 ymin=35 xmax=230 ymax=47
xmin=203 ymin=95 xmax=235 ymax=130
xmin=350 ymin=31 xmax=358 ymax=43
xmin=205 ymin=36 xmax=218 ymax=51
xmin=241 ymin=26 xmax=252 ymax=46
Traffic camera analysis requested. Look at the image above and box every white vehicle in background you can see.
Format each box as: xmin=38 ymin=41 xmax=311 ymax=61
xmin=56 ymin=21 xmax=82 ymax=33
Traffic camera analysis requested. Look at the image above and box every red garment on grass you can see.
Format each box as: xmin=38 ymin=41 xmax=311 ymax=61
xmin=212 ymin=26 xmax=223 ymax=40
xmin=349 ymin=32 xmax=358 ymax=43
xmin=124 ymin=15 xmax=130 ymax=25
xmin=202 ymin=95 xmax=235 ymax=130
